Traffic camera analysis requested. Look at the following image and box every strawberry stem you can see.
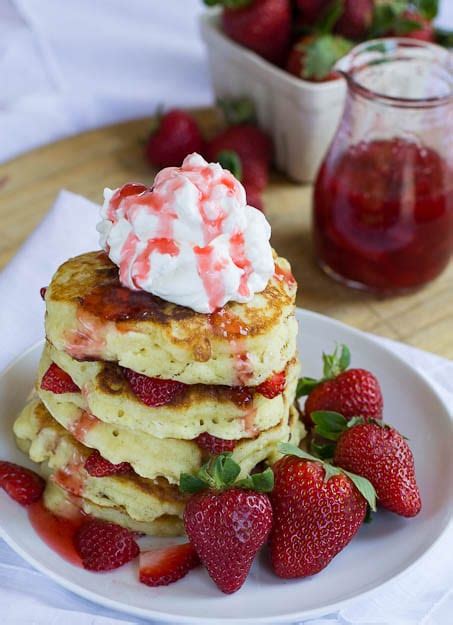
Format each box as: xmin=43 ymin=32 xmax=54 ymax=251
xmin=217 ymin=150 xmax=242 ymax=180
xmin=296 ymin=344 xmax=351 ymax=398
xmin=180 ymin=453 xmax=274 ymax=494
xmin=217 ymin=97 xmax=257 ymax=126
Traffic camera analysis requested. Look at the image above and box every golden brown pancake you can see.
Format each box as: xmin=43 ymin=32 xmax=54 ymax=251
xmin=44 ymin=251 xmax=298 ymax=386
xmin=40 ymin=342 xmax=300 ymax=440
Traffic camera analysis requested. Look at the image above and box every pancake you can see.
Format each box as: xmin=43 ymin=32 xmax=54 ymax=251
xmin=44 ymin=251 xmax=298 ymax=386
xmin=14 ymin=398 xmax=187 ymax=524
xmin=36 ymin=383 xmax=304 ymax=483
xmin=40 ymin=343 xmax=301 ymax=440
xmin=43 ymin=481 xmax=184 ymax=537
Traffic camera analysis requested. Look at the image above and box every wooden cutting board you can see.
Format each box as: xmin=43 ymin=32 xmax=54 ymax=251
xmin=0 ymin=108 xmax=451 ymax=358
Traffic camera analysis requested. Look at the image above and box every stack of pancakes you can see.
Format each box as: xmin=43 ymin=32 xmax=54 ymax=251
xmin=14 ymin=250 xmax=304 ymax=536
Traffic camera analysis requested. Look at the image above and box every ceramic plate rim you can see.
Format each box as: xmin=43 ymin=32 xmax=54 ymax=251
xmin=0 ymin=308 xmax=451 ymax=625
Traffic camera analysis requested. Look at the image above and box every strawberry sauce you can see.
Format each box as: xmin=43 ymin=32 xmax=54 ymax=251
xmin=53 ymin=452 xmax=86 ymax=497
xmin=194 ymin=245 xmax=227 ymax=312
xmin=314 ymin=138 xmax=453 ymax=291
xmin=67 ymin=411 xmax=99 ymax=444
xmin=28 ymin=500 xmax=84 ymax=566
xmin=230 ymin=232 xmax=252 ymax=298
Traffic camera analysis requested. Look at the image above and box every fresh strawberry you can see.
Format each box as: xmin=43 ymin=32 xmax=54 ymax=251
xmin=296 ymin=0 xmax=330 ymax=25
xmin=0 ymin=461 xmax=45 ymax=506
xmin=123 ymin=368 xmax=187 ymax=407
xmin=334 ymin=0 xmax=373 ymax=40
xmin=286 ymin=34 xmax=352 ymax=82
xmin=139 ymin=543 xmax=200 ymax=587
xmin=323 ymin=415 xmax=422 ymax=517
xmin=395 ymin=9 xmax=435 ymax=42
xmin=256 ymin=370 xmax=286 ymax=399
xmin=40 ymin=363 xmax=80 ymax=394
xmin=215 ymin=149 xmax=268 ymax=210
xmin=181 ymin=453 xmax=273 ymax=594
xmin=84 ymin=450 xmax=132 ymax=477
xmin=195 ymin=433 xmax=237 ymax=454
xmin=74 ymin=519 xmax=139 ymax=571
xmin=244 ymin=185 xmax=263 ymax=212
xmin=298 ymin=344 xmax=383 ymax=427
xmin=206 ymin=124 xmax=273 ymax=166
xmin=269 ymin=444 xmax=375 ymax=578
xmin=206 ymin=0 xmax=291 ymax=65
xmin=145 ymin=109 xmax=204 ymax=168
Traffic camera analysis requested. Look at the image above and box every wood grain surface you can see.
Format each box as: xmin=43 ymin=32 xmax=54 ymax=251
xmin=0 ymin=108 xmax=451 ymax=358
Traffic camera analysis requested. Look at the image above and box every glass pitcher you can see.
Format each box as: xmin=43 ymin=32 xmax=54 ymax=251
xmin=313 ymin=39 xmax=453 ymax=293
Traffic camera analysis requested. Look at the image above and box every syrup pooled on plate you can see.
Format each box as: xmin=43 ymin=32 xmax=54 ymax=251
xmin=314 ymin=138 xmax=453 ymax=292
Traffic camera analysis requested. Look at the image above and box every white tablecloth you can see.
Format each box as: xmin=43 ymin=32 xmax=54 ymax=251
xmin=0 ymin=1 xmax=452 ymax=623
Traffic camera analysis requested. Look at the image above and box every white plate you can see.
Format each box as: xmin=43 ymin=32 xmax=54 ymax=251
xmin=0 ymin=309 xmax=451 ymax=624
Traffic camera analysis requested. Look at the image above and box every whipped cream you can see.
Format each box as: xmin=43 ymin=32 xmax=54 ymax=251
xmin=97 ymin=153 xmax=275 ymax=313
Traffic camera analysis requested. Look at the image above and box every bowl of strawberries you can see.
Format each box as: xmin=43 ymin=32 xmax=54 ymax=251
xmin=200 ymin=0 xmax=449 ymax=182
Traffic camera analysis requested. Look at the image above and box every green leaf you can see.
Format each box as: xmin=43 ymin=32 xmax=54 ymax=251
xmin=179 ymin=473 xmax=206 ymax=494
xmin=310 ymin=439 xmax=336 ymax=460
xmin=338 ymin=344 xmax=351 ymax=371
xmin=347 ymin=416 xmax=365 ymax=428
xmin=220 ymin=454 xmax=241 ymax=486
xmin=322 ymin=343 xmax=351 ymax=379
xmin=278 ymin=443 xmax=321 ymax=463
xmin=343 ymin=470 xmax=377 ymax=511
xmin=312 ymin=427 xmax=342 ymax=442
xmin=364 ymin=505 xmax=374 ymax=524
xmin=296 ymin=377 xmax=319 ymax=398
xmin=435 ymin=27 xmax=453 ymax=48
xmin=312 ymin=410 xmax=348 ymax=432
xmin=217 ymin=97 xmax=256 ymax=126
xmin=369 ymin=2 xmax=407 ymax=38
xmin=315 ymin=0 xmax=344 ymax=35
xmin=217 ymin=150 xmax=242 ymax=180
xmin=237 ymin=467 xmax=274 ymax=493
xmin=204 ymin=0 xmax=252 ymax=8
xmin=302 ymin=35 xmax=353 ymax=81
xmin=413 ymin=0 xmax=438 ymax=20
xmin=322 ymin=463 xmax=342 ymax=482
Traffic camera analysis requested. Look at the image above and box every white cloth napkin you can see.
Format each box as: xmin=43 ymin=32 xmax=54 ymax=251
xmin=0 ymin=191 xmax=452 ymax=625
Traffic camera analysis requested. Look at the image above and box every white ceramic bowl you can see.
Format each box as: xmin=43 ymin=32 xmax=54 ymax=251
xmin=200 ymin=11 xmax=347 ymax=183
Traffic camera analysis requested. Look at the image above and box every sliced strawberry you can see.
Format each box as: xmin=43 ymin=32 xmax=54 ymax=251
xmin=123 ymin=369 xmax=187 ymax=407
xmin=40 ymin=363 xmax=80 ymax=394
xmin=139 ymin=543 xmax=199 ymax=587
xmin=256 ymin=371 xmax=286 ymax=399
xmin=0 ymin=461 xmax=45 ymax=506
xmin=195 ymin=433 xmax=237 ymax=454
xmin=74 ymin=519 xmax=139 ymax=571
xmin=84 ymin=450 xmax=132 ymax=477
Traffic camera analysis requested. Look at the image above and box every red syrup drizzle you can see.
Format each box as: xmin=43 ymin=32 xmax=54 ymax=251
xmin=194 ymin=245 xmax=227 ymax=312
xmin=28 ymin=500 xmax=85 ymax=567
xmin=229 ymin=232 xmax=252 ymax=298
xmin=274 ymin=263 xmax=296 ymax=287
xmin=67 ymin=411 xmax=99 ymax=444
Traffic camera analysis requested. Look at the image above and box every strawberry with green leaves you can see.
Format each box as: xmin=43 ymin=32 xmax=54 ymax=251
xmin=206 ymin=98 xmax=273 ymax=211
xmin=286 ymin=34 xmax=353 ymax=82
xmin=311 ymin=411 xmax=422 ymax=517
xmin=205 ymin=0 xmax=292 ymax=66
xmin=297 ymin=344 xmax=383 ymax=427
xmin=269 ymin=443 xmax=376 ymax=578
xmin=180 ymin=453 xmax=273 ymax=594
xmin=288 ymin=1 xmax=354 ymax=82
